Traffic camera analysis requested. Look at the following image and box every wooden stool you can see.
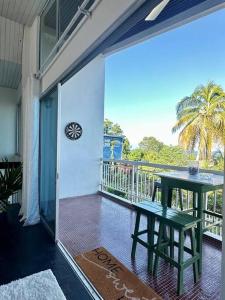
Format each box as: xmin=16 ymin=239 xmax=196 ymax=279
xmin=131 ymin=201 xmax=169 ymax=273
xmin=153 ymin=207 xmax=200 ymax=295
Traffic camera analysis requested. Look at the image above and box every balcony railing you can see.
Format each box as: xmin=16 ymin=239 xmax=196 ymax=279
xmin=101 ymin=159 xmax=223 ymax=239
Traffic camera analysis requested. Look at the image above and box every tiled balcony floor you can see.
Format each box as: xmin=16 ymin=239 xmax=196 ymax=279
xmin=59 ymin=194 xmax=222 ymax=300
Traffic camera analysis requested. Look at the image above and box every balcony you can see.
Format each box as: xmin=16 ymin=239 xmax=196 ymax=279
xmin=59 ymin=160 xmax=223 ymax=299
xmin=101 ymin=160 xmax=223 ymax=239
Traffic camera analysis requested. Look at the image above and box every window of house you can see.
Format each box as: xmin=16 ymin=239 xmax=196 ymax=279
xmin=39 ymin=0 xmax=95 ymax=69
xmin=40 ymin=0 xmax=57 ymax=68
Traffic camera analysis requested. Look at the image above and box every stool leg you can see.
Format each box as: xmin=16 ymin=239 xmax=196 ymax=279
xmin=170 ymin=226 xmax=174 ymax=264
xmin=177 ymin=229 xmax=184 ymax=295
xmin=178 ymin=189 xmax=184 ymax=211
xmin=153 ymin=222 xmax=164 ymax=276
xmin=131 ymin=211 xmax=141 ymax=259
xmin=147 ymin=215 xmax=155 ymax=273
xmin=163 ymin=225 xmax=169 ymax=255
xmin=190 ymin=227 xmax=199 ymax=283
xmin=193 ymin=192 xmax=197 ymax=217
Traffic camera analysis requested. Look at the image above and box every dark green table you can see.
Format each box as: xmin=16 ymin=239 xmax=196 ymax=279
xmin=155 ymin=171 xmax=223 ymax=274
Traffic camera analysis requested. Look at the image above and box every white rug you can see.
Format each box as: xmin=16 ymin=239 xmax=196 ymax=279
xmin=0 ymin=270 xmax=66 ymax=300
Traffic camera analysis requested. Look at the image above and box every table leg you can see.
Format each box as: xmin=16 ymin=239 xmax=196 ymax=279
xmin=147 ymin=215 xmax=155 ymax=273
xmin=168 ymin=188 xmax=173 ymax=208
xmin=161 ymin=181 xmax=172 ymax=255
xmin=161 ymin=181 xmax=172 ymax=208
xmin=197 ymin=191 xmax=203 ymax=274
xmin=161 ymin=182 xmax=168 ymax=207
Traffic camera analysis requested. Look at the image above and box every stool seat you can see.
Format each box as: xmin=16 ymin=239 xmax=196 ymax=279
xmin=133 ymin=201 xmax=200 ymax=228
xmin=154 ymin=206 xmax=201 ymax=229
xmin=133 ymin=201 xmax=163 ymax=214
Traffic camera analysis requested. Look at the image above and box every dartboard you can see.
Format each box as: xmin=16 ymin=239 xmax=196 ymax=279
xmin=65 ymin=122 xmax=82 ymax=140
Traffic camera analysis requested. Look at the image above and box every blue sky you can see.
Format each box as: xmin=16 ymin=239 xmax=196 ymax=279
xmin=104 ymin=8 xmax=225 ymax=148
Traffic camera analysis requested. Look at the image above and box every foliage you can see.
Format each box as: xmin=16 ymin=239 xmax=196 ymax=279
xmin=0 ymin=160 xmax=22 ymax=212
xmin=106 ymin=187 xmax=126 ymax=198
xmin=139 ymin=136 xmax=164 ymax=153
xmin=128 ymin=149 xmax=145 ymax=161
xmin=150 ymin=145 xmax=191 ymax=166
xmin=122 ymin=138 xmax=131 ymax=159
xmin=172 ymin=82 xmax=225 ymax=161
xmin=128 ymin=137 xmax=192 ymax=166
xmin=201 ymin=152 xmax=224 ymax=171
xmin=104 ymin=119 xmax=123 ymax=135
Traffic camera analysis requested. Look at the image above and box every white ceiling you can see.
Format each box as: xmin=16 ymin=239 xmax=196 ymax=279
xmin=0 ymin=16 xmax=23 ymax=88
xmin=0 ymin=16 xmax=23 ymax=64
xmin=0 ymin=0 xmax=47 ymax=26
xmin=0 ymin=0 xmax=47 ymax=89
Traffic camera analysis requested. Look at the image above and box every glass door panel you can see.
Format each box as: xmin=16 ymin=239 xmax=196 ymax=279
xmin=40 ymin=0 xmax=57 ymax=67
xmin=39 ymin=88 xmax=58 ymax=238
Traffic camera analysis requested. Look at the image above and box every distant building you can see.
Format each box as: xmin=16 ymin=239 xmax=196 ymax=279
xmin=103 ymin=135 xmax=124 ymax=160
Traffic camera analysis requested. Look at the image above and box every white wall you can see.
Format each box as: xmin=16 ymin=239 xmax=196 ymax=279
xmin=0 ymin=87 xmax=17 ymax=158
xmin=59 ymin=55 xmax=104 ymax=199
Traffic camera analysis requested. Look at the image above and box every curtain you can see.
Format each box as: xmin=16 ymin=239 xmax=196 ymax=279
xmin=20 ymin=76 xmax=40 ymax=225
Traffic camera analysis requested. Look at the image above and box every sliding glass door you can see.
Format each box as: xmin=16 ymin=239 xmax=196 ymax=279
xmin=39 ymin=87 xmax=59 ymax=240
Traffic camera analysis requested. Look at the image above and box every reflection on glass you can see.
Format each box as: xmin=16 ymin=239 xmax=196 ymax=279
xmin=40 ymin=0 xmax=57 ymax=67
xmin=39 ymin=0 xmax=95 ymax=67
xmin=58 ymin=0 xmax=94 ymax=39
xmin=40 ymin=89 xmax=58 ymax=236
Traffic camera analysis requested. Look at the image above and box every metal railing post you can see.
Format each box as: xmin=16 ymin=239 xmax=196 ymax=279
xmin=100 ymin=160 xmax=103 ymax=192
xmin=136 ymin=168 xmax=139 ymax=202
xmin=131 ymin=165 xmax=135 ymax=203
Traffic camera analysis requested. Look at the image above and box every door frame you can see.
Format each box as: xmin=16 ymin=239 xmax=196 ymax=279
xmin=39 ymin=84 xmax=61 ymax=242
xmin=55 ymin=83 xmax=62 ymax=242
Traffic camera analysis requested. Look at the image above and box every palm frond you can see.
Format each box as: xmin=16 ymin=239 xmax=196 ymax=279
xmin=0 ymin=159 xmax=22 ymax=211
xmin=172 ymin=82 xmax=225 ymax=159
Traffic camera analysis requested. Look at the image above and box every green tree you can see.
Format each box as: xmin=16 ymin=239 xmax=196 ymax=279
xmin=157 ymin=145 xmax=190 ymax=166
xmin=141 ymin=145 xmax=191 ymax=166
xmin=104 ymin=119 xmax=113 ymax=134
xmin=128 ymin=136 xmax=191 ymax=166
xmin=104 ymin=119 xmax=123 ymax=135
xmin=172 ymin=82 xmax=225 ymax=161
xmin=139 ymin=136 xmax=164 ymax=152
xmin=111 ymin=123 xmax=123 ymax=135
xmin=128 ymin=149 xmax=144 ymax=161
xmin=123 ymin=138 xmax=131 ymax=159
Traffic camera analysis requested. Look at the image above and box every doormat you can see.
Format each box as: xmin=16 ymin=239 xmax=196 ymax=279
xmin=75 ymin=247 xmax=161 ymax=300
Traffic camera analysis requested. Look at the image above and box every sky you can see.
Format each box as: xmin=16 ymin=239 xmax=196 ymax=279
xmin=104 ymin=8 xmax=225 ymax=148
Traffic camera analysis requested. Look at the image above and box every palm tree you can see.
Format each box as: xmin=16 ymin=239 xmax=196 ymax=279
xmin=172 ymin=82 xmax=225 ymax=161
